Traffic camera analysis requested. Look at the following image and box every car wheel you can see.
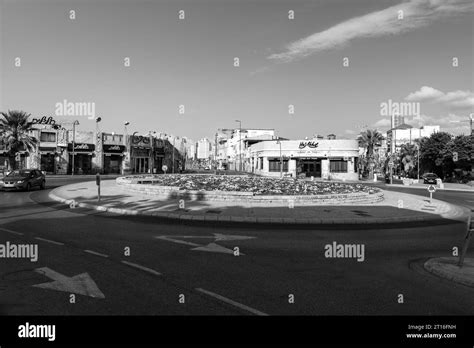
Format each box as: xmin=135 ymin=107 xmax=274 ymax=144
xmin=26 ymin=183 xmax=31 ymax=192
xmin=40 ymin=180 xmax=46 ymax=190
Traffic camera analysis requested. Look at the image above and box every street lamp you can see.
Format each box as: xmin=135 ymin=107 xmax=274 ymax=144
xmin=235 ymin=120 xmax=242 ymax=172
xmin=71 ymin=120 xmax=80 ymax=176
xmin=276 ymin=138 xmax=283 ymax=178
xmin=415 ymin=143 xmax=420 ymax=181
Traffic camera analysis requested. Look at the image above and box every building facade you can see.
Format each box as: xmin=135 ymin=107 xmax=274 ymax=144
xmin=249 ymin=139 xmax=360 ymax=181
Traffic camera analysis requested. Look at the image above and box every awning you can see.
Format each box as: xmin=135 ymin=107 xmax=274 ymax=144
xmin=104 ymin=153 xmax=125 ymax=156
xmin=70 ymin=151 xmax=93 ymax=155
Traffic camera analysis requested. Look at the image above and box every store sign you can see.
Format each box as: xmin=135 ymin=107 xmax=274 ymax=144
xmin=298 ymin=141 xmax=319 ymax=149
xmin=103 ymin=144 xmax=125 ymax=153
xmin=32 ymin=116 xmax=57 ymax=125
xmin=31 ymin=116 xmax=67 ymax=130
xmin=67 ymin=143 xmax=95 ymax=152
xmin=131 ymin=132 xmax=150 ymax=146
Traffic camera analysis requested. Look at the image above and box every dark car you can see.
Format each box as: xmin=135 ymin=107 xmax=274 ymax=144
xmin=0 ymin=169 xmax=46 ymax=191
xmin=422 ymin=173 xmax=438 ymax=184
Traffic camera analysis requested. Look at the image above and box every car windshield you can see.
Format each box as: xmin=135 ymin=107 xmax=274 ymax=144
xmin=6 ymin=170 xmax=31 ymax=177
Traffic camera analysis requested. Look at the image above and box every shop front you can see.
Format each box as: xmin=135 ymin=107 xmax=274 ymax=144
xmin=103 ymin=144 xmax=126 ymax=174
xmin=131 ymin=147 xmax=151 ymax=173
xmin=67 ymin=143 xmax=95 ymax=174
xmin=249 ymin=139 xmax=360 ymax=181
xmin=38 ymin=147 xmax=59 ymax=174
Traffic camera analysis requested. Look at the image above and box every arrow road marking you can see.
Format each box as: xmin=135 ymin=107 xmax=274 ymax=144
xmin=155 ymin=234 xmax=255 ymax=254
xmin=33 ymin=267 xmax=105 ymax=299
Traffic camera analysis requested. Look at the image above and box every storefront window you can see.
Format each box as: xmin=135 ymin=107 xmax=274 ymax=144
xmin=330 ymin=160 xmax=348 ymax=173
xmin=269 ymin=159 xmax=288 ymax=172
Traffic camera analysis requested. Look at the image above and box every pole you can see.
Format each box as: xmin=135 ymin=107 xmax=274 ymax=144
xmin=458 ymin=215 xmax=473 ymax=267
xmin=72 ymin=122 xmax=76 ymax=176
xmin=172 ymin=137 xmax=175 ymax=174
xmin=239 ymin=122 xmax=242 ymax=172
xmin=417 ymin=145 xmax=420 ymax=181
xmin=279 ymin=141 xmax=282 ymax=178
xmin=215 ymin=132 xmax=218 ymax=174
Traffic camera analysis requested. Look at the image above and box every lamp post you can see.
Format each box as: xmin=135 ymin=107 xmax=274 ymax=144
xmin=172 ymin=136 xmax=176 ymax=174
xmin=95 ymin=117 xmax=102 ymax=174
xmin=415 ymin=143 xmax=420 ymax=181
xmin=276 ymin=138 xmax=282 ymax=178
xmin=235 ymin=120 xmax=242 ymax=172
xmin=71 ymin=120 xmax=80 ymax=175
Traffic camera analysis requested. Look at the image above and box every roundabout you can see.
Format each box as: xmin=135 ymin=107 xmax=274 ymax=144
xmin=116 ymin=174 xmax=384 ymax=205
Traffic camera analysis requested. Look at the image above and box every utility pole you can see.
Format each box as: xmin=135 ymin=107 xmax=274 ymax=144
xmin=214 ymin=132 xmax=218 ymax=174
xmin=71 ymin=120 xmax=79 ymax=175
xmin=235 ymin=120 xmax=242 ymax=172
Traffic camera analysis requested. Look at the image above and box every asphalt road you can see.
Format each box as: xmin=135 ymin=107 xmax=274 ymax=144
xmin=0 ymin=177 xmax=473 ymax=315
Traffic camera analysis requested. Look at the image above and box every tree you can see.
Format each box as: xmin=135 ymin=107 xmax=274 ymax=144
xmin=358 ymin=129 xmax=384 ymax=179
xmin=0 ymin=110 xmax=38 ymax=170
xmin=399 ymin=143 xmax=417 ymax=178
xmin=419 ymin=132 xmax=452 ymax=179
xmin=444 ymin=135 xmax=473 ymax=181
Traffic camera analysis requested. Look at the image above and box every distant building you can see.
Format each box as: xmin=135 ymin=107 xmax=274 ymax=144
xmin=391 ymin=114 xmax=405 ymax=129
xmin=387 ymin=124 xmax=440 ymax=153
xmin=197 ymin=138 xmax=213 ymax=160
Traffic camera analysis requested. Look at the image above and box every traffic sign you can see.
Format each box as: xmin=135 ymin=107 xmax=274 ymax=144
xmin=453 ymin=152 xmax=458 ymax=162
xmin=427 ymin=185 xmax=436 ymax=193
xmin=162 ymin=165 xmax=168 ymax=173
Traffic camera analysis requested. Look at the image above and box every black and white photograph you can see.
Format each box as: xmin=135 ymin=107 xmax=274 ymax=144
xmin=0 ymin=0 xmax=473 ymax=345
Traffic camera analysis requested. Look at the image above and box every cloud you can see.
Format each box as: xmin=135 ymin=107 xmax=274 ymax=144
xmin=268 ymin=0 xmax=474 ymax=63
xmin=407 ymin=113 xmax=470 ymax=130
xmin=372 ymin=118 xmax=392 ymax=128
xmin=405 ymin=86 xmax=474 ymax=109
xmin=405 ymin=86 xmax=444 ymax=102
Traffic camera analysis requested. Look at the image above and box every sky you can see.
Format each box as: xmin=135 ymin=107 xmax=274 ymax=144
xmin=1 ymin=0 xmax=473 ymax=141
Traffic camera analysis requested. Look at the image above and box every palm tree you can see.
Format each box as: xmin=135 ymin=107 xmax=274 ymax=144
xmin=0 ymin=110 xmax=38 ymax=170
xmin=358 ymin=129 xmax=384 ymax=179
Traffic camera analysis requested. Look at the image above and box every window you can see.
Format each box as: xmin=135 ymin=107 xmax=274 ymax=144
xmin=268 ymin=159 xmax=288 ymax=172
xmin=259 ymin=157 xmax=263 ymax=170
xmin=330 ymin=160 xmax=348 ymax=173
xmin=40 ymin=132 xmax=56 ymax=142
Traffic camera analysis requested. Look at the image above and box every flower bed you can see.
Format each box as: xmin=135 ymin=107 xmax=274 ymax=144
xmin=117 ymin=174 xmax=379 ymax=196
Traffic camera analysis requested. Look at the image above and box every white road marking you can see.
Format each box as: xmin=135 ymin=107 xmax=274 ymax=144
xmin=0 ymin=227 xmax=24 ymax=235
xmin=195 ymin=288 xmax=268 ymax=316
xmin=33 ymin=267 xmax=105 ymax=299
xmin=84 ymin=250 xmax=109 ymax=258
xmin=35 ymin=237 xmax=64 ymax=246
xmin=121 ymin=261 xmax=162 ymax=276
xmin=155 ymin=234 xmax=254 ymax=254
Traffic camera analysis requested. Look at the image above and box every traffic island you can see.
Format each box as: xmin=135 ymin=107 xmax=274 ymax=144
xmin=116 ymin=174 xmax=384 ymax=205
xmin=424 ymin=257 xmax=474 ymax=288
xmin=48 ymin=176 xmax=470 ymax=226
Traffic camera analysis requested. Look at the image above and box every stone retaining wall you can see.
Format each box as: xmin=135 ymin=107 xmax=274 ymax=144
xmin=116 ymin=176 xmax=384 ymax=205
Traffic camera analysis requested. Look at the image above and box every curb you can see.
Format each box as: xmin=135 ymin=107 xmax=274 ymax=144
xmin=387 ymin=184 xmax=474 ymax=193
xmin=424 ymin=257 xmax=474 ymax=288
xmin=48 ymin=188 xmax=471 ymax=226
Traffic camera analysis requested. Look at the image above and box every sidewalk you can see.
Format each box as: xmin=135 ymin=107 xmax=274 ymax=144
xmin=49 ymin=180 xmax=470 ymax=225
xmin=387 ymin=182 xmax=474 ymax=192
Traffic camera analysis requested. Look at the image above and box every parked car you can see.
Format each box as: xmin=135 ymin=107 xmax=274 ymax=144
xmin=422 ymin=173 xmax=438 ymax=184
xmin=0 ymin=169 xmax=46 ymax=191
